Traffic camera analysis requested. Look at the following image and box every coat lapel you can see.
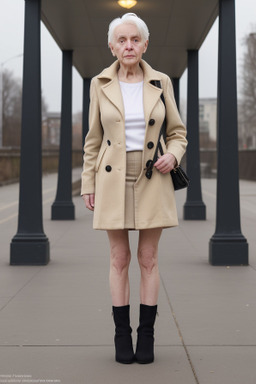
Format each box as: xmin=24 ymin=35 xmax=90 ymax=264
xmin=101 ymin=77 xmax=125 ymax=117
xmin=140 ymin=60 xmax=163 ymax=126
xmin=97 ymin=61 xmax=124 ymax=117
xmin=143 ymin=81 xmax=162 ymax=126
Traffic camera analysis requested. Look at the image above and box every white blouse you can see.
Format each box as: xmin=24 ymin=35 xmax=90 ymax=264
xmin=119 ymin=81 xmax=146 ymax=152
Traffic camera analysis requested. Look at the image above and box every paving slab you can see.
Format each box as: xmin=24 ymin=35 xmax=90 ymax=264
xmin=187 ymin=346 xmax=256 ymax=384
xmin=161 ymin=262 xmax=256 ymax=345
xmin=0 ymin=346 xmax=196 ymax=384
xmin=0 ymin=174 xmax=256 ymax=383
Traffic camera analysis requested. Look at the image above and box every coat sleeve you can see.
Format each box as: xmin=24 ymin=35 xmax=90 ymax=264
xmin=81 ymin=77 xmax=103 ymax=195
xmin=162 ymin=75 xmax=187 ymax=165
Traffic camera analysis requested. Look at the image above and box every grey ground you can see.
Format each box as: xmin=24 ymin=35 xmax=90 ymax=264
xmin=0 ymin=169 xmax=256 ymax=383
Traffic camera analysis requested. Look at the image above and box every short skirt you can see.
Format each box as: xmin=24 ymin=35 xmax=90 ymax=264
xmin=124 ymin=151 xmax=143 ymax=229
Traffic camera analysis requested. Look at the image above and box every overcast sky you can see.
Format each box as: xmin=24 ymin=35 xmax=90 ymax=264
xmin=0 ymin=0 xmax=256 ymax=113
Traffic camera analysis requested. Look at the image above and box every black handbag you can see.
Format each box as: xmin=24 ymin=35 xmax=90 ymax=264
xmin=145 ymin=81 xmax=189 ymax=191
xmin=170 ymin=164 xmax=190 ymax=191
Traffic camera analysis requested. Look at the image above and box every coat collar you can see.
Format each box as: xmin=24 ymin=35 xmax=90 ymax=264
xmin=97 ymin=59 xmax=162 ymax=83
xmin=97 ymin=59 xmax=163 ymax=122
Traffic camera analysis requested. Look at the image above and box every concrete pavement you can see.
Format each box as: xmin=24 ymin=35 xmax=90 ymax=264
xmin=0 ymin=168 xmax=256 ymax=384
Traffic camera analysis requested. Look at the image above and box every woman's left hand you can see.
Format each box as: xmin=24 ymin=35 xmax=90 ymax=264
xmin=154 ymin=153 xmax=177 ymax=174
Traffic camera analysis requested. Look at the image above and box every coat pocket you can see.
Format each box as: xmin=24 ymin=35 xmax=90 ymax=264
xmin=95 ymin=143 xmax=108 ymax=172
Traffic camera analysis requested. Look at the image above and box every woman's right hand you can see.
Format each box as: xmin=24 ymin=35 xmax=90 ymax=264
xmin=82 ymin=194 xmax=95 ymax=211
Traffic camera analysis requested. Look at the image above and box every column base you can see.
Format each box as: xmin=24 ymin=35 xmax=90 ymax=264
xmin=209 ymin=234 xmax=248 ymax=266
xmin=51 ymin=201 xmax=75 ymax=220
xmin=10 ymin=235 xmax=50 ymax=265
xmin=183 ymin=201 xmax=206 ymax=220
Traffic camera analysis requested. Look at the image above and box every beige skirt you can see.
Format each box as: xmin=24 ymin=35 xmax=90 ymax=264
xmin=124 ymin=151 xmax=143 ymax=229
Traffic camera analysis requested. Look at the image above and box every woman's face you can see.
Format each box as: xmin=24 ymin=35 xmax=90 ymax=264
xmin=109 ymin=23 xmax=148 ymax=67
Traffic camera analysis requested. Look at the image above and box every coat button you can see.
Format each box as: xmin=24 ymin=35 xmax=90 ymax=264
xmin=147 ymin=141 xmax=154 ymax=149
xmin=146 ymin=159 xmax=153 ymax=168
xmin=107 ymin=140 xmax=111 ymax=146
xmin=149 ymin=119 xmax=155 ymax=126
xmin=105 ymin=165 xmax=112 ymax=172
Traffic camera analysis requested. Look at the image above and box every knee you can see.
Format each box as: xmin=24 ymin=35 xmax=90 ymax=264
xmin=110 ymin=246 xmax=131 ymax=275
xmin=138 ymin=246 xmax=158 ymax=275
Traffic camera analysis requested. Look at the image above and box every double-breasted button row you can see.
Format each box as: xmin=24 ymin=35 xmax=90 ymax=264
xmin=147 ymin=141 xmax=154 ymax=149
xmin=149 ymin=119 xmax=155 ymax=126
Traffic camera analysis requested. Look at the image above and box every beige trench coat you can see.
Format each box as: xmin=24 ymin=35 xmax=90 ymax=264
xmin=81 ymin=60 xmax=187 ymax=230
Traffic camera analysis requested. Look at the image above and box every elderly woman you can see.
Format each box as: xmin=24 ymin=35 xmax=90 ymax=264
xmin=81 ymin=13 xmax=187 ymax=364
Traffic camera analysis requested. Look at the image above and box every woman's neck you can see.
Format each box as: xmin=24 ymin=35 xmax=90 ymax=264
xmin=118 ymin=63 xmax=144 ymax=83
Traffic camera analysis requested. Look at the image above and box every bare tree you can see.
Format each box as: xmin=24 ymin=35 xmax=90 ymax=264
xmin=240 ymin=31 xmax=256 ymax=148
xmin=2 ymin=69 xmax=48 ymax=147
xmin=42 ymin=91 xmax=48 ymax=122
xmin=72 ymin=111 xmax=82 ymax=149
xmin=2 ymin=69 xmax=22 ymax=146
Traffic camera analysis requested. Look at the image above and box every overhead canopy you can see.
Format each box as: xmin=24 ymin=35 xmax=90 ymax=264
xmin=41 ymin=0 xmax=218 ymax=79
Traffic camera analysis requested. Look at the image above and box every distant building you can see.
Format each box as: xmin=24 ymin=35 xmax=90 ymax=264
xmin=42 ymin=112 xmax=61 ymax=147
xmin=199 ymin=98 xmax=217 ymax=148
xmin=237 ymin=100 xmax=256 ymax=149
xmin=42 ymin=111 xmax=82 ymax=149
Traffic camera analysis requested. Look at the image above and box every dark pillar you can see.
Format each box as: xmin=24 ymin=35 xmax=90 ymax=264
xmin=10 ymin=0 xmax=49 ymax=265
xmin=82 ymin=78 xmax=91 ymax=145
xmin=51 ymin=50 xmax=75 ymax=220
xmin=183 ymin=50 xmax=206 ymax=220
xmin=172 ymin=77 xmax=180 ymax=111
xmin=209 ymin=0 xmax=248 ymax=265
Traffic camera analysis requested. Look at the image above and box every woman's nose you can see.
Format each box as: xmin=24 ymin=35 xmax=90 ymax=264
xmin=125 ymin=40 xmax=133 ymax=49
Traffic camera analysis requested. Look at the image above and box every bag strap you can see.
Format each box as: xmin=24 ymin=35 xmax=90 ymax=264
xmin=145 ymin=81 xmax=167 ymax=179
xmin=151 ymin=81 xmax=166 ymax=161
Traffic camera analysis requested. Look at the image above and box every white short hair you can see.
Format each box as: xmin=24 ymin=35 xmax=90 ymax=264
xmin=108 ymin=13 xmax=149 ymax=46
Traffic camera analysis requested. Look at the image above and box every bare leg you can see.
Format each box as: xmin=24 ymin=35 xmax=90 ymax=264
xmin=137 ymin=228 xmax=162 ymax=305
xmin=107 ymin=229 xmax=131 ymax=307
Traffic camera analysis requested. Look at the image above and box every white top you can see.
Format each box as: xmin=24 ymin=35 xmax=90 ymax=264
xmin=119 ymin=81 xmax=146 ymax=152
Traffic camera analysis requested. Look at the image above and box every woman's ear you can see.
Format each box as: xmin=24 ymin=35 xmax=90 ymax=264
xmin=143 ymin=40 xmax=149 ymax=54
xmin=109 ymin=43 xmax=115 ymax=57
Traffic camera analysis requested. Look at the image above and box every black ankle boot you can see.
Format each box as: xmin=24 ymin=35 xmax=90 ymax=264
xmin=112 ymin=305 xmax=135 ymax=364
xmin=135 ymin=304 xmax=157 ymax=364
